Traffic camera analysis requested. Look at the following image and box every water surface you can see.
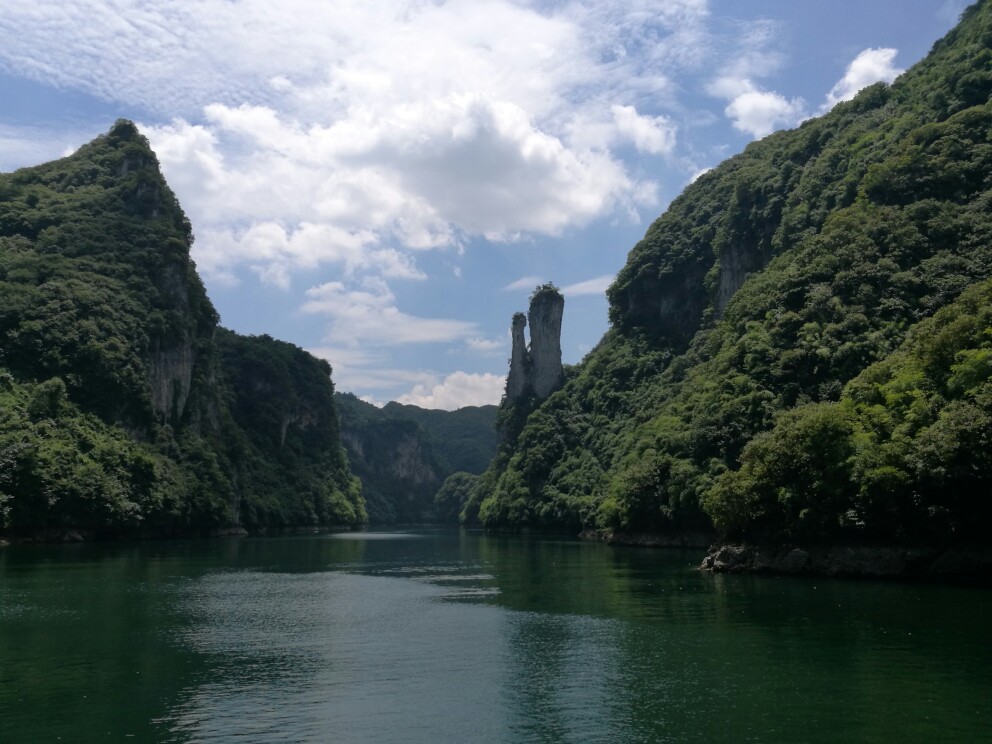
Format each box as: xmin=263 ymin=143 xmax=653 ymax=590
xmin=1 ymin=529 xmax=989 ymax=742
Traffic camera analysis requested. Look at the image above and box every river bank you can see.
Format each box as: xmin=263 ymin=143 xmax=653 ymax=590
xmin=701 ymin=543 xmax=992 ymax=581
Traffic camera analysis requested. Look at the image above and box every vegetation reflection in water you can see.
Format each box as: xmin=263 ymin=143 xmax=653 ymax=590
xmin=0 ymin=530 xmax=989 ymax=743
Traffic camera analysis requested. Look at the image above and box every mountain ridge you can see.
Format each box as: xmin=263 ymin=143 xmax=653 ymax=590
xmin=472 ymin=0 xmax=992 ymax=562
xmin=0 ymin=120 xmax=365 ymax=538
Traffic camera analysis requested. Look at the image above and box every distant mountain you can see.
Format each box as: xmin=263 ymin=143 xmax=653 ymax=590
xmin=475 ymin=0 xmax=992 ymax=560
xmin=0 ymin=121 xmax=364 ymax=539
xmin=335 ymin=393 xmax=497 ymax=523
xmin=380 ymin=401 xmax=500 ymax=475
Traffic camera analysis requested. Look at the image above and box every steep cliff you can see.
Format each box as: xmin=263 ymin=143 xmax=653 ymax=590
xmin=528 ymin=286 xmax=565 ymax=399
xmin=497 ymin=284 xmax=566 ymax=446
xmin=506 ymin=313 xmax=529 ymax=400
xmin=474 ymin=0 xmax=992 ymax=551
xmin=0 ymin=121 xmax=365 ymax=537
xmin=336 ymin=393 xmax=498 ymax=523
xmin=503 ymin=285 xmax=565 ymax=406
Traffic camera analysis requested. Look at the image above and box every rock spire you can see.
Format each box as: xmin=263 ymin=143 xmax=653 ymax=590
xmin=504 ymin=283 xmax=565 ymax=403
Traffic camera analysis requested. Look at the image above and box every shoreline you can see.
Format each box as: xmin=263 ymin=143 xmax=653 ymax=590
xmin=701 ymin=543 xmax=992 ymax=582
xmin=579 ymin=529 xmax=992 ymax=583
xmin=0 ymin=523 xmax=367 ymax=546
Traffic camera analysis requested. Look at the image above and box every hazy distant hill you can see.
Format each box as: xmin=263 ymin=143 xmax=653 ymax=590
xmin=335 ymin=393 xmax=497 ymax=523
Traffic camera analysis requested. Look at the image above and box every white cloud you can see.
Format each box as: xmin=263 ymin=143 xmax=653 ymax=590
xmin=0 ymin=0 xmax=714 ymax=288
xmin=465 ymin=337 xmax=505 ymax=355
xmin=562 ymin=274 xmax=615 ymax=297
xmin=704 ymin=19 xmax=808 ymax=140
xmin=725 ymin=88 xmax=806 ymax=138
xmin=611 ymin=105 xmax=677 ymax=155
xmin=711 ymin=77 xmax=806 ymax=139
xmin=688 ymin=166 xmax=712 ymax=183
xmin=822 ymin=48 xmax=903 ymax=111
xmin=301 ymin=279 xmax=477 ymax=346
xmin=503 ymin=275 xmax=545 ymax=292
xmin=396 ymin=371 xmax=505 ymax=410
xmin=312 ymin=340 xmax=505 ymax=408
xmin=308 ymin=345 xmax=437 ymax=393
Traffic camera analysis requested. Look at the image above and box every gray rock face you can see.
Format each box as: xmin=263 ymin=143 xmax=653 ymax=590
xmin=503 ymin=286 xmax=564 ymax=403
xmin=506 ymin=313 xmax=529 ymax=400
xmin=528 ymin=290 xmax=564 ymax=399
xmin=700 ymin=543 xmax=992 ymax=579
xmin=148 ymin=342 xmax=194 ymax=422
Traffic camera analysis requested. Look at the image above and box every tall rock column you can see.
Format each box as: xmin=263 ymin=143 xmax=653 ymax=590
xmin=506 ymin=312 xmax=530 ymax=400
xmin=528 ymin=285 xmax=564 ymax=399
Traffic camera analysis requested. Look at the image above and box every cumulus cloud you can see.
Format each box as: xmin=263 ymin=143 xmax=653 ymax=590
xmin=310 ymin=348 xmax=438 ymax=394
xmin=710 ymin=77 xmax=806 ymax=138
xmin=611 ymin=105 xmax=677 ymax=155
xmin=301 ymin=279 xmax=477 ymax=347
xmin=822 ymin=48 xmax=903 ymax=111
xmin=396 ymin=371 xmax=505 ymax=410
xmin=561 ymin=274 xmax=615 ymax=297
xmin=725 ymin=88 xmax=806 ymax=138
xmin=0 ymin=0 xmax=715 ymax=289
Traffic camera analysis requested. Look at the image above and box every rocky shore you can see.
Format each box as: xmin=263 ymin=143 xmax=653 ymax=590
xmin=701 ymin=543 xmax=992 ymax=581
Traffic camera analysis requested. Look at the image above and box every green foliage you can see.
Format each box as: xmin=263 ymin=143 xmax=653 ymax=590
xmin=381 ymin=400 xmax=498 ymax=474
xmin=476 ymin=2 xmax=992 ymax=547
xmin=434 ymin=471 xmax=479 ymax=523
xmin=0 ymin=371 xmax=168 ymax=534
xmin=218 ymin=331 xmax=365 ymax=529
xmin=0 ymin=121 xmax=365 ymax=537
xmin=530 ymin=282 xmax=562 ymax=302
xmin=335 ymin=393 xmax=497 ymax=523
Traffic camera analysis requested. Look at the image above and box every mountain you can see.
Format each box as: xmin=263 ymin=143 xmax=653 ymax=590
xmin=474 ymin=1 xmax=992 ymax=555
xmin=335 ymin=393 xmax=497 ymax=523
xmin=0 ymin=120 xmax=364 ymax=539
xmin=380 ymin=401 xmax=500 ymax=475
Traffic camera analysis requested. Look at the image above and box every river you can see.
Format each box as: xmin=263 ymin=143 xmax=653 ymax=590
xmin=1 ymin=529 xmax=989 ymax=742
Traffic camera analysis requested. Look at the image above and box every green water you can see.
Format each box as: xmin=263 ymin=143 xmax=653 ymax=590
xmin=0 ymin=530 xmax=989 ymax=743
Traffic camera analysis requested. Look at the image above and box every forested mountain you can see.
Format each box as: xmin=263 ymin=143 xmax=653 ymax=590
xmin=335 ymin=393 xmax=497 ymax=523
xmin=474 ymin=1 xmax=992 ymax=552
xmin=0 ymin=121 xmax=364 ymax=538
xmin=380 ymin=401 xmax=499 ymax=475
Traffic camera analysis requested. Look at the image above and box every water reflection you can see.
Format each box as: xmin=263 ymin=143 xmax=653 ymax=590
xmin=1 ymin=531 xmax=990 ymax=743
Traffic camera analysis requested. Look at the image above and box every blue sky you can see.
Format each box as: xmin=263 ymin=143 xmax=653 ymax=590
xmin=0 ymin=0 xmax=970 ymax=408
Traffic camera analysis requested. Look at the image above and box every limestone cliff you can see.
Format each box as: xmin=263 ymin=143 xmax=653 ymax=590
xmin=0 ymin=121 xmax=365 ymax=537
xmin=472 ymin=1 xmax=992 ymax=556
xmin=335 ymin=393 xmax=499 ymax=523
xmin=503 ymin=284 xmax=565 ymax=404
xmin=506 ymin=312 xmax=529 ymax=400
xmin=528 ymin=286 xmax=564 ymax=399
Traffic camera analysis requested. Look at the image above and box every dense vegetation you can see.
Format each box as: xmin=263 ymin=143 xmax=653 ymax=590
xmin=335 ymin=393 xmax=497 ymax=523
xmin=0 ymin=121 xmax=364 ymax=538
xmin=380 ymin=401 xmax=498 ymax=475
xmin=476 ymin=1 xmax=992 ymax=548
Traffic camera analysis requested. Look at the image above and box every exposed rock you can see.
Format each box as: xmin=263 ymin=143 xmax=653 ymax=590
xmin=506 ymin=312 xmax=529 ymax=400
xmin=528 ymin=288 xmax=564 ymax=399
xmin=148 ymin=341 xmax=194 ymax=423
xmin=714 ymin=241 xmax=772 ymax=317
xmin=502 ymin=284 xmax=565 ymax=403
xmin=702 ymin=544 xmax=752 ymax=571
xmin=701 ymin=543 xmax=992 ymax=581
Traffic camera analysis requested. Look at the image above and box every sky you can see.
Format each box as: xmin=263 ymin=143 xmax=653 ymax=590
xmin=0 ymin=0 xmax=971 ymax=409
